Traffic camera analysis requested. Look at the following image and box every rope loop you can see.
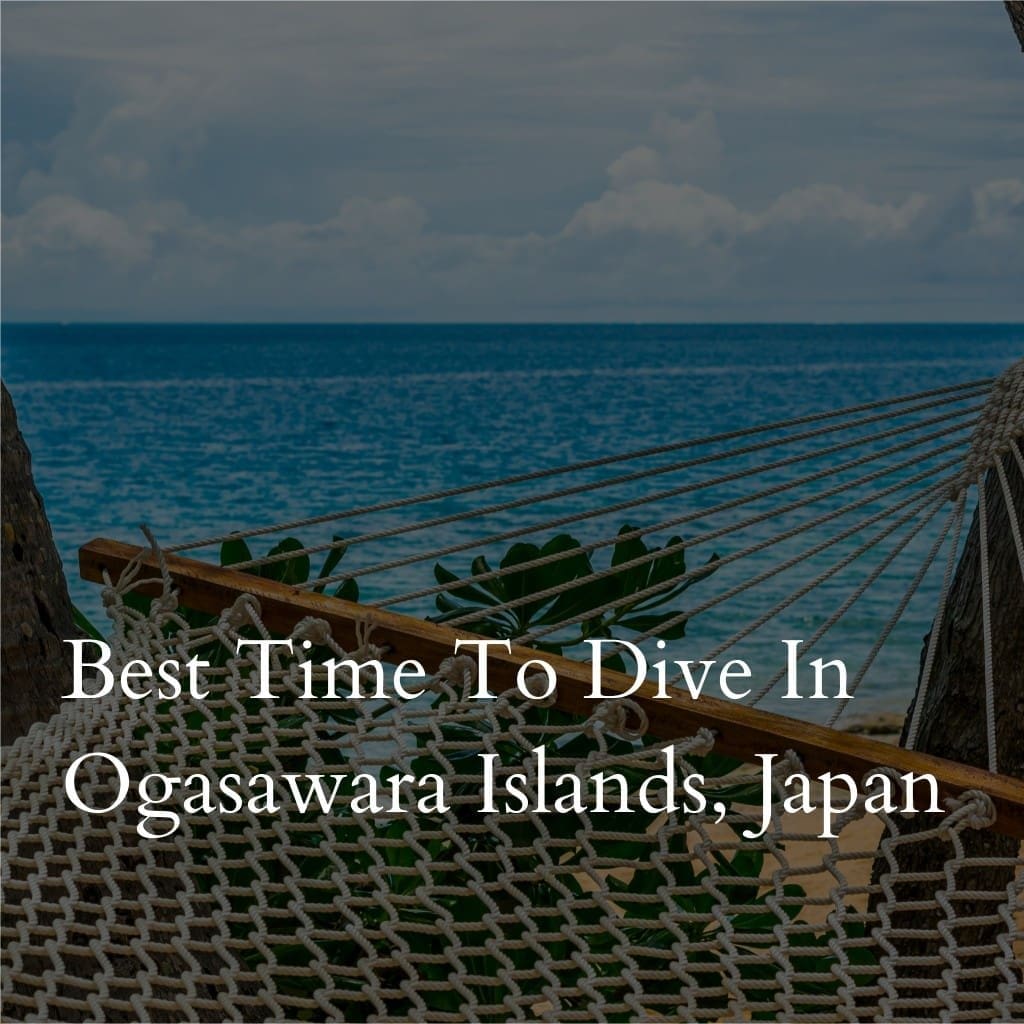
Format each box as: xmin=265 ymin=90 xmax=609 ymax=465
xmin=435 ymin=654 xmax=478 ymax=697
xmin=583 ymin=698 xmax=648 ymax=741
xmin=150 ymin=591 xmax=179 ymax=618
xmin=353 ymin=619 xmax=376 ymax=653
xmin=942 ymin=789 xmax=996 ymax=832
xmin=775 ymin=748 xmax=806 ymax=781
xmin=960 ymin=357 xmax=1024 ymax=485
xmin=140 ymin=524 xmax=174 ymax=592
xmin=683 ymin=727 xmax=717 ymax=758
xmin=292 ymin=617 xmax=333 ymax=647
xmin=221 ymin=594 xmax=262 ymax=631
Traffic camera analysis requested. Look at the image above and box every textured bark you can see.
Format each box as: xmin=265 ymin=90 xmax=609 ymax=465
xmin=902 ymin=452 xmax=1024 ymax=783
xmin=1 ymin=382 xmax=76 ymax=744
xmin=1006 ymin=1 xmax=1024 ymax=51
xmin=871 ymin=447 xmax=1024 ymax=1002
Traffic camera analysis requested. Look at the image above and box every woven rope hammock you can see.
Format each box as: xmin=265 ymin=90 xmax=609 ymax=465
xmin=3 ymin=359 xmax=1023 ymax=1022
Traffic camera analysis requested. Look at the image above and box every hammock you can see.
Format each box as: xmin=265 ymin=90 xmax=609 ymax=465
xmin=3 ymin=359 xmax=1023 ymax=1022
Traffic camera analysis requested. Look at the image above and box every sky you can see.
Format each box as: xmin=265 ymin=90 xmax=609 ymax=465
xmin=2 ymin=2 xmax=1022 ymax=322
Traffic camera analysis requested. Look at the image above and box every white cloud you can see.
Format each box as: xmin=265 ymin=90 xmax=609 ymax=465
xmin=607 ymin=146 xmax=664 ymax=188
xmin=563 ymin=181 xmax=748 ymax=244
xmin=561 ymin=178 xmax=932 ymax=248
xmin=331 ymin=197 xmax=428 ymax=240
xmin=4 ymin=194 xmax=152 ymax=266
xmin=970 ymin=179 xmax=1024 ymax=237
xmin=604 ymin=109 xmax=722 ymax=189
xmin=758 ymin=185 xmax=929 ymax=239
xmin=4 ymin=172 xmax=1019 ymax=321
xmin=2 ymin=3 xmax=1021 ymax=319
xmin=651 ymin=110 xmax=722 ymax=179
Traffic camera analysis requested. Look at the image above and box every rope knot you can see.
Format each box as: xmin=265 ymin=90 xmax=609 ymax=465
xmin=222 ymin=594 xmax=262 ymax=630
xmin=775 ymin=748 xmax=806 ymax=781
xmin=943 ymin=789 xmax=996 ymax=831
xmin=683 ymin=727 xmax=717 ymax=758
xmin=150 ymin=591 xmax=179 ymax=617
xmin=583 ymin=698 xmax=648 ymax=741
xmin=292 ymin=616 xmax=333 ymax=647
xmin=352 ymin=619 xmax=388 ymax=660
xmin=435 ymin=654 xmax=478 ymax=696
xmin=140 ymin=524 xmax=174 ymax=593
xmin=960 ymin=357 xmax=1024 ymax=484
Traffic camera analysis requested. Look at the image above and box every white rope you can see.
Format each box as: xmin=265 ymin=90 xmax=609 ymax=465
xmin=743 ymin=495 xmax=947 ymax=706
xmin=235 ymin=399 xmax=981 ymax=580
xmin=167 ymin=378 xmax=989 ymax=555
xmin=824 ymin=498 xmax=959 ymax=727
xmin=198 ymin=400 xmax=982 ymax=578
xmin=695 ymin=487 xmax=943 ymax=665
xmin=361 ymin=414 xmax=973 ymax=606
xmin=977 ymin=473 xmax=998 ymax=774
xmin=994 ymin=458 xmax=1024 ymax=587
xmin=904 ymin=488 xmax=968 ymax=751
xmin=961 ymin=357 xmax=1024 ymax=488
xmin=1012 ymin=436 xmax=1024 ymax=488
xmin=507 ymin=455 xmax=961 ymax=642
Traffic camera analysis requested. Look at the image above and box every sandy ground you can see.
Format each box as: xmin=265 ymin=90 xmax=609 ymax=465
xmin=596 ymin=722 xmax=1021 ymax=935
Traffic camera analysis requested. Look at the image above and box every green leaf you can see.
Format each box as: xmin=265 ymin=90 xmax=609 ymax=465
xmin=333 ymin=577 xmax=360 ymax=602
xmin=259 ymin=538 xmax=310 ymax=586
xmin=432 ymin=560 xmax=500 ymax=607
xmin=608 ymin=524 xmax=649 ymax=597
xmin=312 ymin=536 xmax=348 ymax=593
xmin=497 ymin=535 xmax=594 ymax=631
xmin=220 ymin=536 xmax=253 ymax=568
xmin=648 ymin=537 xmax=687 ymax=586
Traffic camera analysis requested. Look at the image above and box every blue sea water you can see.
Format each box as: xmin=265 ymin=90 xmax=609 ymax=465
xmin=4 ymin=323 xmax=1021 ymax=717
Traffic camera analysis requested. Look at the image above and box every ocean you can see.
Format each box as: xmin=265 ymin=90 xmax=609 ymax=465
xmin=4 ymin=323 xmax=1021 ymax=718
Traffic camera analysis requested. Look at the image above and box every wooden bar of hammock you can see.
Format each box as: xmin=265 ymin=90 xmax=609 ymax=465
xmin=80 ymin=537 xmax=1024 ymax=839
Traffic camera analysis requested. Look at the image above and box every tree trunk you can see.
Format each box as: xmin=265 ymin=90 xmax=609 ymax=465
xmin=1 ymin=382 xmax=76 ymax=744
xmin=902 ymin=450 xmax=1024 ymax=783
xmin=1006 ymin=1 xmax=1024 ymax=52
xmin=870 ymin=445 xmax=1024 ymax=1006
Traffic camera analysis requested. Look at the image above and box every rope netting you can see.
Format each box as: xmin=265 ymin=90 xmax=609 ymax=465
xmin=3 ymin=361 xmax=1023 ymax=1021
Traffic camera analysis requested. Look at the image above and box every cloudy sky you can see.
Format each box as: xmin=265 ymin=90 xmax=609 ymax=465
xmin=2 ymin=3 xmax=1022 ymax=321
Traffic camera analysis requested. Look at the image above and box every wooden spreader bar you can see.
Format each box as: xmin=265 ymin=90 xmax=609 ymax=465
xmin=80 ymin=537 xmax=1024 ymax=839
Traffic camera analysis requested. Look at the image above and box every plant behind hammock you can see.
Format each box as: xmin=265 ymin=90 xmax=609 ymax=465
xmin=89 ymin=528 xmax=873 ymax=1019
xmin=428 ymin=525 xmax=717 ymax=671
